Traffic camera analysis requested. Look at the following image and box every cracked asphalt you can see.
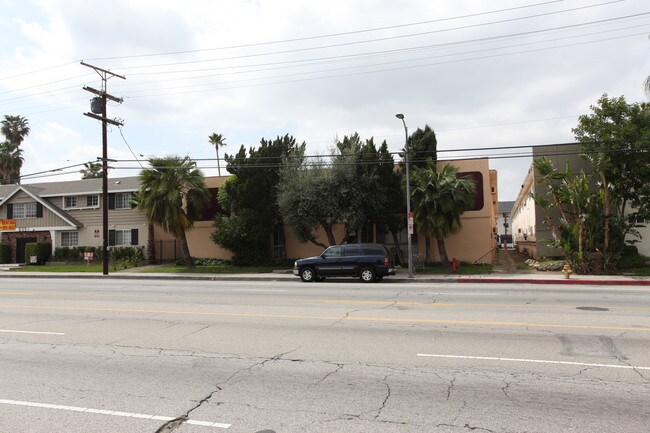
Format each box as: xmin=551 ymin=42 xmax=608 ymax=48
xmin=0 ymin=278 xmax=649 ymax=432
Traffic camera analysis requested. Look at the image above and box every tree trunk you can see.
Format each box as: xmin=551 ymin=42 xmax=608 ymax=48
xmin=324 ymin=225 xmax=337 ymax=246
xmin=391 ymin=230 xmax=404 ymax=266
xmin=179 ymin=230 xmax=194 ymax=267
xmin=147 ymin=222 xmax=156 ymax=263
xmin=216 ymin=146 xmax=221 ymax=177
xmin=425 ymin=236 xmax=431 ymax=263
xmin=437 ymin=237 xmax=449 ymax=267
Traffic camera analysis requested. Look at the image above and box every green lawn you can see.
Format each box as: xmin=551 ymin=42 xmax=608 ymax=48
xmin=12 ymin=263 xmax=284 ymax=274
xmin=12 ymin=264 xmax=105 ymax=272
xmin=412 ymin=263 xmax=493 ymax=275
xmin=135 ymin=264 xmax=282 ymax=274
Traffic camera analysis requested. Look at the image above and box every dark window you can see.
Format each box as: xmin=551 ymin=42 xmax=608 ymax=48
xmin=197 ymin=188 xmax=229 ymax=221
xmin=362 ymin=246 xmax=385 ymax=255
xmin=343 ymin=245 xmax=361 ymax=256
xmin=458 ymin=171 xmax=484 ymax=211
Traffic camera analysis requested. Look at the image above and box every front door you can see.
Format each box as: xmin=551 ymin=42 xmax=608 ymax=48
xmin=16 ymin=237 xmax=37 ymax=263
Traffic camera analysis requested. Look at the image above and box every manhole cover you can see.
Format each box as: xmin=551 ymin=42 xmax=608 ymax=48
xmin=576 ymin=306 xmax=609 ymax=311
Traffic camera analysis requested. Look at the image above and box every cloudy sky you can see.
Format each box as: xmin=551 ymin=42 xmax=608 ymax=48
xmin=1 ymin=0 xmax=648 ymax=200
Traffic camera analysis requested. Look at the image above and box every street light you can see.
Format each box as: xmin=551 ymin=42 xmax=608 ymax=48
xmin=396 ymin=113 xmax=414 ymax=278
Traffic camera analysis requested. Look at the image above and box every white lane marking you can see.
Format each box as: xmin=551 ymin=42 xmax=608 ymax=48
xmin=417 ymin=354 xmax=650 ymax=370
xmin=0 ymin=399 xmax=231 ymax=429
xmin=0 ymin=330 xmax=65 ymax=335
xmin=230 ymin=289 xmax=287 ymax=292
xmin=429 ymin=293 xmax=499 ymax=296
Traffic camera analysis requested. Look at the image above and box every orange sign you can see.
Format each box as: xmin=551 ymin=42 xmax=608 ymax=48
xmin=0 ymin=219 xmax=16 ymax=230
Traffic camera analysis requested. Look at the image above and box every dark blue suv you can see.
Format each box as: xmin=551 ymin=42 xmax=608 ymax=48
xmin=293 ymin=243 xmax=397 ymax=283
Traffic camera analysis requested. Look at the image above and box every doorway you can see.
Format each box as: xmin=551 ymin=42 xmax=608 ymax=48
xmin=16 ymin=237 xmax=37 ymax=263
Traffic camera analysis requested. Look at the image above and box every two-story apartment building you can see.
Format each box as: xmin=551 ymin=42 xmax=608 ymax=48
xmin=0 ymin=177 xmax=145 ymax=263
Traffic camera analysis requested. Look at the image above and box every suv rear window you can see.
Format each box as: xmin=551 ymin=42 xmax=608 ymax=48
xmin=362 ymin=245 xmax=385 ymax=255
xmin=344 ymin=245 xmax=361 ymax=256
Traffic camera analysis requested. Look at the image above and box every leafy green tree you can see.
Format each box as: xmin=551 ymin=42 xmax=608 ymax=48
xmin=134 ymin=156 xmax=209 ymax=267
xmin=333 ymin=134 xmax=387 ymax=242
xmin=277 ymin=154 xmax=341 ymax=248
xmin=411 ymin=161 xmax=476 ymax=266
xmin=277 ymin=133 xmax=402 ymax=250
xmin=400 ymin=124 xmax=437 ymax=170
xmin=532 ymin=157 xmax=628 ymax=273
xmin=572 ymin=94 xmax=650 ymax=225
xmin=208 ymin=133 xmax=226 ymax=176
xmin=212 ymin=135 xmax=303 ymax=264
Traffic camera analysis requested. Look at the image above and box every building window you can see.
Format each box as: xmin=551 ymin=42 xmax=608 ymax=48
xmin=61 ymin=231 xmax=79 ymax=247
xmin=64 ymin=196 xmax=78 ymax=208
xmin=115 ymin=193 xmax=132 ymax=209
xmin=109 ymin=229 xmax=138 ymax=246
xmin=87 ymin=195 xmax=99 ymax=207
xmin=13 ymin=203 xmax=38 ymax=219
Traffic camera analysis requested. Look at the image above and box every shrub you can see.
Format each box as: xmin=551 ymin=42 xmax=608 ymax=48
xmin=0 ymin=244 xmax=11 ymax=264
xmin=110 ymin=246 xmax=145 ymax=268
xmin=174 ymin=257 xmax=227 ymax=266
xmin=619 ymin=253 xmax=649 ymax=269
xmin=25 ymin=242 xmax=51 ymax=265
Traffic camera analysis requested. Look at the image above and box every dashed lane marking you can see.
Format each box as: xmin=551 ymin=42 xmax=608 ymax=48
xmin=0 ymin=329 xmax=65 ymax=335
xmin=0 ymin=399 xmax=231 ymax=429
xmin=417 ymin=353 xmax=650 ymax=370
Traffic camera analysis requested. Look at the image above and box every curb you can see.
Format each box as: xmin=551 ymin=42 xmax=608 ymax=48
xmin=0 ymin=273 xmax=649 ymax=285
xmin=457 ymin=277 xmax=650 ymax=286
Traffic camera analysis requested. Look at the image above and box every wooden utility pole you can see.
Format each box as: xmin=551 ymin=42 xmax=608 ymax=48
xmin=81 ymin=61 xmax=125 ymax=276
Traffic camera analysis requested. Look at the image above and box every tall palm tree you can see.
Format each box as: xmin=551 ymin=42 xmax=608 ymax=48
xmin=0 ymin=115 xmax=29 ymax=183
xmin=0 ymin=141 xmax=24 ymax=185
xmin=208 ymin=133 xmax=226 ymax=176
xmin=411 ymin=161 xmax=476 ymax=266
xmin=133 ymin=156 xmax=210 ymax=267
xmin=1 ymin=115 xmax=30 ymax=146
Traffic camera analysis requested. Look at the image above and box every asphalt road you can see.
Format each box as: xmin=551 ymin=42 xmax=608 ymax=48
xmin=0 ymin=278 xmax=649 ymax=433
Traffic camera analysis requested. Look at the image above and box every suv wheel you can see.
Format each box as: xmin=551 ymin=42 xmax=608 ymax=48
xmin=300 ymin=267 xmax=316 ymax=282
xmin=359 ymin=267 xmax=376 ymax=283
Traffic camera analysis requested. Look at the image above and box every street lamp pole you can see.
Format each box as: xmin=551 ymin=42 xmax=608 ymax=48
xmin=396 ymin=113 xmax=414 ymax=278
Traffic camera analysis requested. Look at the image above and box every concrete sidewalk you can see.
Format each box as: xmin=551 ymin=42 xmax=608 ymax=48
xmin=0 ymin=268 xmax=649 ymax=285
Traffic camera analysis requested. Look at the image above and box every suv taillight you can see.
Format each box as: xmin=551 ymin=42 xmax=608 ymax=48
xmin=384 ymin=257 xmax=390 ymax=266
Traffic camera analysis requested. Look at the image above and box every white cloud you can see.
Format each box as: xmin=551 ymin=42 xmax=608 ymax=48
xmin=1 ymin=0 xmax=648 ymax=198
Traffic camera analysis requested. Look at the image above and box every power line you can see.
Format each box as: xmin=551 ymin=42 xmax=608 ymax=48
xmin=82 ymin=0 xmax=569 ymax=62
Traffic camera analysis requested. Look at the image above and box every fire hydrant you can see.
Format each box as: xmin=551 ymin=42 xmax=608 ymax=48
xmin=452 ymin=257 xmax=459 ymax=273
xmin=562 ymin=264 xmax=573 ymax=279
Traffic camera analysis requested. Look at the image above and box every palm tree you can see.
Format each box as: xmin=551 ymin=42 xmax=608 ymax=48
xmin=0 ymin=141 xmax=24 ymax=184
xmin=208 ymin=133 xmax=226 ymax=176
xmin=0 ymin=115 xmax=29 ymax=183
xmin=411 ymin=161 xmax=476 ymax=266
xmin=80 ymin=162 xmax=104 ymax=179
xmin=133 ymin=156 xmax=210 ymax=267
xmin=1 ymin=115 xmax=30 ymax=146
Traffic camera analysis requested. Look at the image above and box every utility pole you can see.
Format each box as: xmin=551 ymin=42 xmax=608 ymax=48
xmin=81 ymin=61 xmax=125 ymax=276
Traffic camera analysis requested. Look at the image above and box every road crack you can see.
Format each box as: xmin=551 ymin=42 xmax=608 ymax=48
xmin=153 ymin=347 xmax=301 ymax=432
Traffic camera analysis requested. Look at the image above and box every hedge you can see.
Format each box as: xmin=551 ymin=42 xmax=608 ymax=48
xmin=0 ymin=244 xmax=11 ymax=264
xmin=25 ymin=242 xmax=52 ymax=265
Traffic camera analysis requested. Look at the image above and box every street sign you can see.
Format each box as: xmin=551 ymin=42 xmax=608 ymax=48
xmin=0 ymin=219 xmax=16 ymax=230
xmin=408 ymin=223 xmax=414 ymax=235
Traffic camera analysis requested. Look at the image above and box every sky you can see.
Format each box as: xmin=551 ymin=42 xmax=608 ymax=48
xmin=1 ymin=0 xmax=649 ymax=201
